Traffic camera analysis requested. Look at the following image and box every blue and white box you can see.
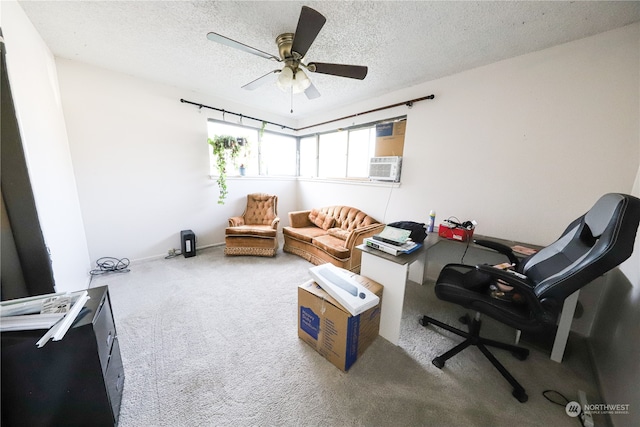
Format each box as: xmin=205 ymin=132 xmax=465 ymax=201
xmin=298 ymin=276 xmax=383 ymax=371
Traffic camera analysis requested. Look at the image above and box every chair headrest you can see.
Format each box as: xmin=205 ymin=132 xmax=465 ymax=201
xmin=584 ymin=193 xmax=625 ymax=238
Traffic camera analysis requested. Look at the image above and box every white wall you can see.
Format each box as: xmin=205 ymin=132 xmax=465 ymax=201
xmin=2 ymin=1 xmax=91 ymax=292
xmin=55 ymin=59 xmax=298 ymax=261
xmin=298 ymin=23 xmax=640 ymax=248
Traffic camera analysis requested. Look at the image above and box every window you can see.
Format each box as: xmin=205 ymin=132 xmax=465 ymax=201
xmin=347 ymin=127 xmax=376 ymax=178
xmin=318 ymin=132 xmax=347 ymax=178
xmin=207 ymin=121 xmax=257 ymax=176
xmin=259 ymin=132 xmax=297 ymax=176
xmin=299 ymin=136 xmax=317 ymax=177
xmin=207 ymin=116 xmax=404 ymax=180
xmin=207 ymin=120 xmax=296 ymax=176
xmin=303 ymin=125 xmax=377 ymax=179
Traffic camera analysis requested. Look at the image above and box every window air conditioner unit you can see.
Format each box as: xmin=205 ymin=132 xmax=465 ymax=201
xmin=369 ymin=156 xmax=402 ymax=182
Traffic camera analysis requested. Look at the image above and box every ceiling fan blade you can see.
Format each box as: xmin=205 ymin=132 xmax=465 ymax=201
xmin=207 ymin=32 xmax=280 ymax=61
xmin=307 ymin=62 xmax=368 ymax=80
xmin=304 ymin=82 xmax=321 ymax=100
xmin=291 ymin=6 xmax=326 ymax=58
xmin=242 ymin=70 xmax=281 ymax=90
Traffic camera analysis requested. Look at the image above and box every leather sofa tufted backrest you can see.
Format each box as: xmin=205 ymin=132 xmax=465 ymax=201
xmin=320 ymin=206 xmax=379 ymax=231
xmin=244 ymin=193 xmax=278 ymax=225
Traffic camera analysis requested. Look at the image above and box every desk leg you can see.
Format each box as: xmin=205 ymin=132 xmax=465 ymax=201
xmin=407 ymin=249 xmax=428 ymax=284
xmin=550 ymin=290 xmax=580 ymax=363
xmin=361 ymin=252 xmax=409 ymax=346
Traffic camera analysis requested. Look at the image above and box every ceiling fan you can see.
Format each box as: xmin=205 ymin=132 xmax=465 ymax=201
xmin=206 ymin=6 xmax=368 ymax=101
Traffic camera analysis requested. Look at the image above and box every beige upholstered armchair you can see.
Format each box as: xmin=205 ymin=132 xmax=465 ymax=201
xmin=224 ymin=193 xmax=280 ymax=257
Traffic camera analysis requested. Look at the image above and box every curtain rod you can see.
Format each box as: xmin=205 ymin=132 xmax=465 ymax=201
xmin=179 ymin=98 xmax=296 ymax=131
xmin=295 ymin=94 xmax=435 ymax=132
xmin=179 ymin=94 xmax=435 ymax=132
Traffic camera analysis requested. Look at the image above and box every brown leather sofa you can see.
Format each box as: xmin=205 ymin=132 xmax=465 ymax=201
xmin=283 ymin=206 xmax=384 ymax=272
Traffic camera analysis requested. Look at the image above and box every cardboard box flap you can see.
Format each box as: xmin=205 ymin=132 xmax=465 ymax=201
xmin=299 ymin=279 xmax=348 ymax=314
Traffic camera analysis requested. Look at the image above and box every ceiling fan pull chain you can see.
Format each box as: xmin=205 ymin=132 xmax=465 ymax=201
xmin=290 ymin=87 xmax=294 ymax=114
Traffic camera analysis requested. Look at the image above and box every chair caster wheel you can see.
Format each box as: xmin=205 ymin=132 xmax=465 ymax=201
xmin=432 ymin=357 xmax=445 ymax=369
xmin=511 ymin=350 xmax=529 ymax=361
xmin=419 ymin=316 xmax=429 ymax=327
xmin=459 ymin=314 xmax=470 ymax=325
xmin=513 ymin=389 xmax=528 ymax=403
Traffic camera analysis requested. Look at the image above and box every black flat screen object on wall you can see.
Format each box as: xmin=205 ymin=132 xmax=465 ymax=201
xmin=181 ymin=230 xmax=196 ymax=258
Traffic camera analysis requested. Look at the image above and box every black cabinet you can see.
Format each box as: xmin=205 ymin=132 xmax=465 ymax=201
xmin=1 ymin=286 xmax=124 ymax=426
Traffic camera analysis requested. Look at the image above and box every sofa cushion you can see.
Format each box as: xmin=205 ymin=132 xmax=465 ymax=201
xmin=327 ymin=227 xmax=350 ymax=241
xmin=312 ymin=235 xmax=350 ymax=260
xmin=320 ymin=206 xmax=378 ymax=231
xmin=283 ymin=226 xmax=328 ymax=243
xmin=225 ymin=225 xmax=276 ymax=238
xmin=309 ymin=209 xmax=335 ymax=230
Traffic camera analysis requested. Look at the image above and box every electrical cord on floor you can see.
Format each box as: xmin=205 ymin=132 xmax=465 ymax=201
xmin=90 ymin=257 xmax=131 ymax=276
xmin=165 ymin=249 xmax=182 ymax=259
xmin=542 ymin=390 xmax=586 ymax=427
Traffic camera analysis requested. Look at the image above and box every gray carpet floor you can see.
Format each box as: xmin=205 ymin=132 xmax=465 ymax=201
xmin=91 ymin=245 xmax=604 ymax=427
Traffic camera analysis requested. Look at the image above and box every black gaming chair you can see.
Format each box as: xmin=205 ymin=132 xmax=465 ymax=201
xmin=420 ymin=193 xmax=640 ymax=402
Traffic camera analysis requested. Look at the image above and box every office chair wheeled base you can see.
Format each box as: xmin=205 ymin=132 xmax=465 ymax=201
xmin=419 ymin=313 xmax=530 ymax=403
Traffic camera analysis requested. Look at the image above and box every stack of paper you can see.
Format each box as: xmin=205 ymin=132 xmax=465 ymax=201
xmin=364 ymin=237 xmax=421 ymax=256
xmin=372 ymin=225 xmax=412 ymax=245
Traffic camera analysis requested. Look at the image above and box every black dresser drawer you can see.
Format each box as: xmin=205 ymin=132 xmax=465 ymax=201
xmin=105 ymin=337 xmax=125 ymax=419
xmin=94 ymin=292 xmax=116 ymax=372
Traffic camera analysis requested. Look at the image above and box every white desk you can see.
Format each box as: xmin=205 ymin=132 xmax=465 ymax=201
xmin=357 ymin=233 xmax=440 ymax=345
xmin=358 ymin=233 xmax=578 ymax=363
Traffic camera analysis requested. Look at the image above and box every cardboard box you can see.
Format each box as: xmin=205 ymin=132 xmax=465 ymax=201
xmin=438 ymin=224 xmax=475 ymax=242
xmin=298 ymin=275 xmax=383 ymax=371
xmin=375 ymin=121 xmax=406 ymax=157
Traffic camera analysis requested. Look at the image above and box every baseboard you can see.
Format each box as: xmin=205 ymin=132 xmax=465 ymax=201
xmin=130 ymin=242 xmax=225 ymax=265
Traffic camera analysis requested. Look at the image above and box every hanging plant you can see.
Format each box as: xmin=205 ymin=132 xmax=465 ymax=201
xmin=259 ymin=121 xmax=267 ymax=139
xmin=208 ymin=135 xmax=243 ymax=204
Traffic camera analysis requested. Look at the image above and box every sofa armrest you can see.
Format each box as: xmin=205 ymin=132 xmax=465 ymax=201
xmin=288 ymin=210 xmax=313 ymax=228
xmin=229 ymin=216 xmax=245 ymax=227
xmin=344 ymin=223 xmax=386 ymax=249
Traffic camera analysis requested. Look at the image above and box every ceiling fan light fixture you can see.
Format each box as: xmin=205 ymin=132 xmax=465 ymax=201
xmin=292 ymin=69 xmax=311 ymax=94
xmin=276 ymin=66 xmax=311 ymax=94
xmin=276 ymin=66 xmax=294 ymax=92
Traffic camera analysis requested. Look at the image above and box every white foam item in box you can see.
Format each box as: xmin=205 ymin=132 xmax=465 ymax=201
xmin=308 ymin=264 xmax=380 ymax=316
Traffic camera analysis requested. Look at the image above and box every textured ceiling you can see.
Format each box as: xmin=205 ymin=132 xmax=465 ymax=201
xmin=17 ymin=1 xmax=640 ymax=121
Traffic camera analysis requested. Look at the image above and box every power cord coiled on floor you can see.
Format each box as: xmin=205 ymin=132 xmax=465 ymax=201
xmin=90 ymin=257 xmax=131 ymax=276
xmin=542 ymin=390 xmax=586 ymax=427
